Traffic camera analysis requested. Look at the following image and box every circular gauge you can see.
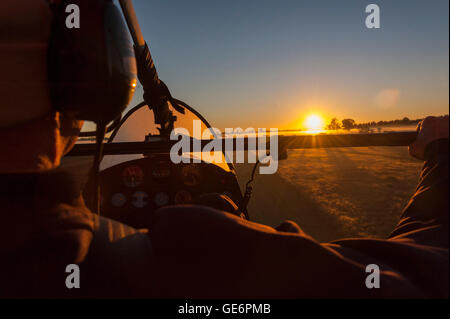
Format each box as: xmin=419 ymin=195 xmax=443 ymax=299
xmin=152 ymin=161 xmax=171 ymax=178
xmin=174 ymin=190 xmax=192 ymax=204
xmin=111 ymin=193 xmax=126 ymax=207
xmin=132 ymin=191 xmax=148 ymax=208
xmin=154 ymin=192 xmax=170 ymax=207
xmin=122 ymin=165 xmax=144 ymax=188
xmin=181 ymin=165 xmax=201 ymax=186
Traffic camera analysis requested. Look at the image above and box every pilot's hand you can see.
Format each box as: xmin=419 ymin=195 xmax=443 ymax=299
xmin=409 ymin=115 xmax=449 ymax=160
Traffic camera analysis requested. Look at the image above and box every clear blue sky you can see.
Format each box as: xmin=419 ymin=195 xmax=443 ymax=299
xmin=119 ymin=0 xmax=448 ymax=130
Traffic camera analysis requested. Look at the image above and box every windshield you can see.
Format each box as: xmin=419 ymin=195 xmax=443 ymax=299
xmin=78 ymin=102 xmax=231 ymax=171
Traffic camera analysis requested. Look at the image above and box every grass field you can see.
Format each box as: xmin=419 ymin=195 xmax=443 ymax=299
xmin=62 ymin=146 xmax=423 ymax=243
xmin=234 ymin=146 xmax=423 ymax=242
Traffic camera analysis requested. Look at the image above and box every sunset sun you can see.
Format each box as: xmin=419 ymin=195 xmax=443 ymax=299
xmin=304 ymin=114 xmax=325 ymax=131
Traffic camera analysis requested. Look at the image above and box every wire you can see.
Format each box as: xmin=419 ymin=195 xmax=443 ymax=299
xmin=237 ymin=159 xmax=260 ymax=219
xmin=172 ymin=98 xmax=235 ymax=171
xmin=239 ymin=152 xmax=271 ymax=218
xmin=107 ymin=99 xmax=183 ymax=144
xmin=90 ymin=122 xmax=107 ymax=215
xmin=108 ymin=101 xmax=147 ymax=143
xmin=79 ymin=116 xmax=122 ymax=137
xmin=246 ymin=160 xmax=261 ymax=190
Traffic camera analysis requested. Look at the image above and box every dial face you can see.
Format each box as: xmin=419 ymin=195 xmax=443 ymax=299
xmin=122 ymin=165 xmax=144 ymax=188
xmin=152 ymin=161 xmax=171 ymax=178
xmin=181 ymin=165 xmax=201 ymax=186
xmin=132 ymin=191 xmax=148 ymax=208
xmin=153 ymin=192 xmax=169 ymax=207
xmin=111 ymin=193 xmax=126 ymax=207
xmin=174 ymin=190 xmax=192 ymax=204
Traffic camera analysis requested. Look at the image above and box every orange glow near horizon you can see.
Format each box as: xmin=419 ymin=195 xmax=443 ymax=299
xmin=303 ymin=113 xmax=325 ymax=132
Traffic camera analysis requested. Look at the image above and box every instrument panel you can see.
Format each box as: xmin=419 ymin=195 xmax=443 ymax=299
xmin=85 ymin=154 xmax=243 ymax=228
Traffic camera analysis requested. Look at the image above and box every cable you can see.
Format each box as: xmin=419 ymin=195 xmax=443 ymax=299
xmin=79 ymin=116 xmax=122 ymax=137
xmin=108 ymin=101 xmax=147 ymax=143
xmin=238 ymin=160 xmax=260 ymax=219
xmin=107 ymin=99 xmax=183 ymax=144
xmin=246 ymin=160 xmax=261 ymax=190
xmin=172 ymin=98 xmax=235 ymax=171
xmin=90 ymin=122 xmax=107 ymax=215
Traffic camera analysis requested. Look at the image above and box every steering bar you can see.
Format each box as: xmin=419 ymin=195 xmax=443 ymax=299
xmin=68 ymin=131 xmax=418 ymax=156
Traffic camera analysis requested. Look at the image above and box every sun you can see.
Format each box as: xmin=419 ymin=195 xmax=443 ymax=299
xmin=304 ymin=114 xmax=325 ymax=131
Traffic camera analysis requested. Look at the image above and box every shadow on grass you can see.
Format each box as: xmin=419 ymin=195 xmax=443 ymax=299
xmin=235 ymin=163 xmax=347 ymax=242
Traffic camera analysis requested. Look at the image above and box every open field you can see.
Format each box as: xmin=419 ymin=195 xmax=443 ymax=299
xmin=62 ymin=146 xmax=423 ymax=243
xmin=235 ymin=146 xmax=423 ymax=242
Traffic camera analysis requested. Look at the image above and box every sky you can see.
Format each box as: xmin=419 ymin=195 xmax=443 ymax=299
xmin=107 ymin=0 xmax=449 ymax=130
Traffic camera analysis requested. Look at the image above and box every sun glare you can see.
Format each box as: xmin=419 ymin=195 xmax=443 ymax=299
xmin=304 ymin=114 xmax=325 ymax=131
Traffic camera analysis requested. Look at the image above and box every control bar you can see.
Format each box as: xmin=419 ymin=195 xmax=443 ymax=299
xmin=68 ymin=131 xmax=418 ymax=156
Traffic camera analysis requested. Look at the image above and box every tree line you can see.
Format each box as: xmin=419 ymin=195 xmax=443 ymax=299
xmin=326 ymin=117 xmax=422 ymax=131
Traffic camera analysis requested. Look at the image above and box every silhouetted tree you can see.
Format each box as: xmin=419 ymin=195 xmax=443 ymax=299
xmin=341 ymin=118 xmax=356 ymax=130
xmin=326 ymin=118 xmax=341 ymax=130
